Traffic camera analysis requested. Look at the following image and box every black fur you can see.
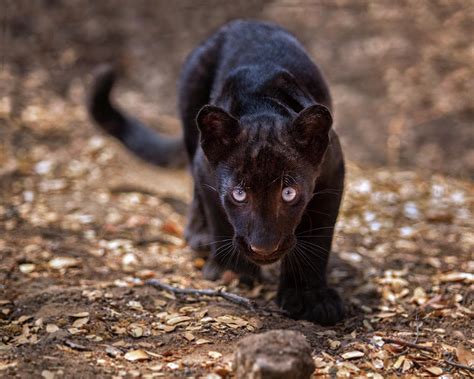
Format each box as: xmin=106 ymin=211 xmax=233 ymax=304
xmin=88 ymin=65 xmax=186 ymax=167
xmin=89 ymin=20 xmax=345 ymax=326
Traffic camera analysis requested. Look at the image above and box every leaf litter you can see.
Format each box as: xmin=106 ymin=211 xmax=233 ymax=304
xmin=1 ymin=3 xmax=473 ymax=377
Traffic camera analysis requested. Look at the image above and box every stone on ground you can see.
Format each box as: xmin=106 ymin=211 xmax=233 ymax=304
xmin=233 ymin=330 xmax=315 ymax=379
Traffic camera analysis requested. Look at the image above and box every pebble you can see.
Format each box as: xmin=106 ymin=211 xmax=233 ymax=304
xmin=233 ymin=330 xmax=315 ymax=379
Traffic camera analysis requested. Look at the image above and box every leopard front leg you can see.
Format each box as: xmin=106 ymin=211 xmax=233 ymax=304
xmin=277 ymin=178 xmax=344 ymax=326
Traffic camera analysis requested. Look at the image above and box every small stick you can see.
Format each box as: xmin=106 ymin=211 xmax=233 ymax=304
xmin=146 ymin=279 xmax=256 ymax=310
xmin=444 ymin=359 xmax=474 ymax=373
xmin=64 ymin=339 xmax=90 ymax=351
xmin=382 ymin=337 xmax=435 ymax=353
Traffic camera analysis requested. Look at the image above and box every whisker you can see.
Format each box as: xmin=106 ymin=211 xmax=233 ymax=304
xmin=213 ymin=241 xmax=233 ymax=257
xmin=295 ymin=246 xmax=321 ymax=273
xmin=199 ymin=238 xmax=234 ymax=247
xmin=297 ymin=239 xmax=330 ymax=255
xmin=295 ymin=247 xmax=324 ymax=278
xmin=304 ymin=209 xmax=332 ymax=217
xmin=296 ymin=226 xmax=336 ymax=235
xmin=296 ymin=242 xmax=328 ymax=263
xmin=292 ymin=248 xmax=305 ymax=285
xmin=298 ymin=234 xmax=346 ymax=240
xmin=203 ymin=184 xmax=218 ymax=193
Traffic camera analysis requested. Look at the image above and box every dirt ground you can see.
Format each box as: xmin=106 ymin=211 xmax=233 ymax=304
xmin=1 ymin=1 xmax=473 ymax=378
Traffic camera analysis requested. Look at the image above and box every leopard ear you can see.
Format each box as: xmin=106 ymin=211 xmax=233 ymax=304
xmin=196 ymin=105 xmax=240 ymax=164
xmin=290 ymin=104 xmax=332 ymax=163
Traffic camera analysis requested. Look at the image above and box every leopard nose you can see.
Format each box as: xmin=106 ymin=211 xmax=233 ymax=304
xmin=250 ymin=243 xmax=279 ymax=255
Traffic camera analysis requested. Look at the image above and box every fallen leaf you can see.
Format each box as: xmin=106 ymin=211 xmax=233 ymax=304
xmin=196 ymin=338 xmax=212 ymax=345
xmin=208 ymin=351 xmax=222 ymax=359
xmin=425 ymin=366 xmax=443 ymax=376
xmin=17 ymin=315 xmax=33 ymax=324
xmin=163 ymin=325 xmax=176 ymax=333
xmin=19 ymin=263 xmax=36 ymax=273
xmin=216 ymin=315 xmax=248 ymax=328
xmin=67 ymin=328 xmax=81 ymax=335
xmin=70 ymin=312 xmax=89 ymax=318
xmin=48 ymin=257 xmax=79 ymax=270
xmin=167 ymin=362 xmax=180 ymax=370
xmin=402 ymin=358 xmax=412 ymax=372
xmin=41 ymin=370 xmax=55 ymax=379
xmin=341 ymin=351 xmax=364 ymax=359
xmin=183 ymin=332 xmax=195 ymax=341
xmin=46 ymin=324 xmax=59 ymax=333
xmin=149 ymin=364 xmax=164 ymax=371
xmin=438 ymin=272 xmax=473 ymax=283
xmin=166 ymin=316 xmax=191 ymax=326
xmin=105 ymin=345 xmax=122 ymax=358
xmin=393 ymin=355 xmax=404 ymax=369
xmin=72 ymin=317 xmax=89 ymax=328
xmin=456 ymin=345 xmax=474 ymax=366
xmin=128 ymin=323 xmax=144 ymax=338
xmin=124 ymin=349 xmax=150 ymax=362
xmin=127 ymin=301 xmax=143 ymax=311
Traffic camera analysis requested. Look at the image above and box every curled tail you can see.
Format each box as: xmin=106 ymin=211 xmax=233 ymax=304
xmin=88 ymin=65 xmax=186 ymax=167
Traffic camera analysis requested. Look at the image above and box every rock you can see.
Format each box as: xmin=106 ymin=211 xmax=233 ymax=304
xmin=233 ymin=330 xmax=315 ymax=379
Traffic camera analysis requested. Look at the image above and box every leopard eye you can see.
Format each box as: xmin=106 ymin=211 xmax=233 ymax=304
xmin=282 ymin=186 xmax=297 ymax=202
xmin=231 ymin=188 xmax=247 ymax=203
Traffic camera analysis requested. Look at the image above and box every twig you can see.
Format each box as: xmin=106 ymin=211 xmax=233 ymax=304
xmin=444 ymin=359 xmax=474 ymax=373
xmin=382 ymin=337 xmax=435 ymax=353
xmin=392 ymin=313 xmax=421 ymax=358
xmin=64 ymin=339 xmax=90 ymax=351
xmin=145 ymin=279 xmax=256 ymax=310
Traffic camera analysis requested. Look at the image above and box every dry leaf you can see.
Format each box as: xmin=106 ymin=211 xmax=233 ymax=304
xmin=149 ymin=364 xmax=164 ymax=371
xmin=105 ymin=345 xmax=122 ymax=358
xmin=19 ymin=264 xmax=36 ymax=273
xmin=196 ymin=338 xmax=212 ymax=345
xmin=438 ymin=272 xmax=473 ymax=283
xmin=72 ymin=317 xmax=89 ymax=328
xmin=48 ymin=257 xmax=79 ymax=269
xmin=183 ymin=332 xmax=195 ymax=341
xmin=17 ymin=315 xmax=33 ymax=324
xmin=167 ymin=362 xmax=180 ymax=370
xmin=166 ymin=316 xmax=191 ymax=326
xmin=163 ymin=325 xmax=176 ymax=333
xmin=128 ymin=324 xmax=144 ymax=338
xmin=216 ymin=315 xmax=248 ymax=328
xmin=70 ymin=312 xmax=89 ymax=318
xmin=46 ymin=324 xmax=59 ymax=333
xmin=402 ymin=358 xmax=412 ymax=372
xmin=124 ymin=349 xmax=149 ymax=362
xmin=341 ymin=351 xmax=364 ymax=359
xmin=208 ymin=351 xmax=222 ymax=359
xmin=456 ymin=345 xmax=474 ymax=366
xmin=393 ymin=355 xmax=404 ymax=369
xmin=41 ymin=370 xmax=55 ymax=379
xmin=127 ymin=301 xmax=143 ymax=311
xmin=425 ymin=366 xmax=443 ymax=376
xmin=67 ymin=328 xmax=81 ymax=335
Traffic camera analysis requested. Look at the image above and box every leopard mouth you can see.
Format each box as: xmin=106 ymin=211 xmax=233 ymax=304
xmin=246 ymin=241 xmax=295 ymax=265
xmin=234 ymin=236 xmax=295 ymax=265
xmin=249 ymin=250 xmax=284 ymax=265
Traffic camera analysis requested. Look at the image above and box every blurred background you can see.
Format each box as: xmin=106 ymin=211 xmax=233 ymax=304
xmin=1 ymin=3 xmax=473 ymax=377
xmin=1 ymin=0 xmax=473 ymax=179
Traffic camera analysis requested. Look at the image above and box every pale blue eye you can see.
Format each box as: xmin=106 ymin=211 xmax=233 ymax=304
xmin=282 ymin=187 xmax=297 ymax=202
xmin=232 ymin=188 xmax=247 ymax=202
